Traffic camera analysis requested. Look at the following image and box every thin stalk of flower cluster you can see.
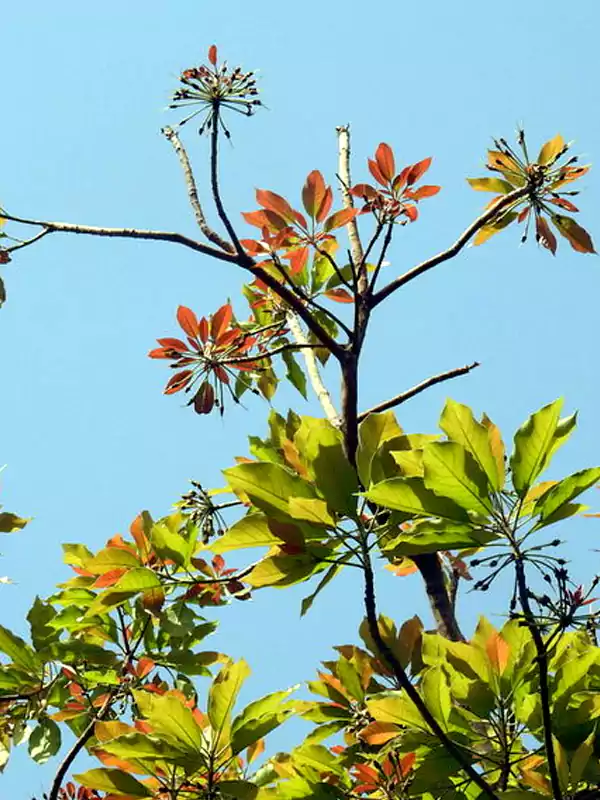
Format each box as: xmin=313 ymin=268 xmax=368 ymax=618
xmin=357 ymin=362 xmax=480 ymax=422
xmin=286 ymin=311 xmax=342 ymax=427
xmin=372 ymin=186 xmax=530 ymax=307
xmin=162 ymin=125 xmax=235 ymax=252
xmin=209 ymin=115 xmax=245 ymax=257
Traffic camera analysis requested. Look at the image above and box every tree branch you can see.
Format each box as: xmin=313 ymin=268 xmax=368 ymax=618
xmin=357 ymin=361 xmax=480 ymax=422
xmin=336 ymin=125 xmax=364 ymax=269
xmin=210 ymin=116 xmax=245 ymax=257
xmin=5 ymin=228 xmax=51 ymax=253
xmin=371 ymin=187 xmax=529 ymax=308
xmin=162 ymin=126 xmax=235 ymax=253
xmin=286 ymin=311 xmax=341 ymax=427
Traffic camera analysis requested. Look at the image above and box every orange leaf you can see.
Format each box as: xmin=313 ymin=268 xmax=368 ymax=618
xmin=211 ymin=303 xmax=233 ymax=341
xmin=136 ymin=657 xmax=155 ymax=678
xmin=323 ymin=208 xmax=360 ymax=232
xmin=548 ymin=197 xmax=579 ymax=213
xmin=208 ymin=45 xmax=218 ymax=66
xmin=375 ymin=143 xmax=395 ymax=183
xmin=359 ymin=721 xmax=400 ymax=745
xmin=164 ymin=370 xmax=193 ymax=395
xmin=255 ymin=189 xmax=296 ymax=223
xmin=350 ymin=183 xmax=378 ymax=201
xmin=403 ymin=205 xmax=418 ymax=222
xmin=408 ymin=184 xmax=441 ymax=200
xmin=405 ymin=157 xmax=432 ymax=185
xmin=177 ymin=306 xmax=200 ymax=338
xmin=142 ymin=586 xmax=165 ymax=613
xmin=368 ymin=158 xmax=388 ymax=187
xmin=535 ymin=215 xmax=557 ymax=255
xmin=551 ymin=214 xmax=596 ymax=253
xmin=485 ymin=630 xmax=510 ymax=674
xmin=93 ymin=569 xmax=128 ymax=588
xmin=385 ymin=559 xmax=418 ymax=577
xmin=302 ymin=170 xmax=326 ymax=219
xmin=288 ymin=246 xmax=309 ymax=275
xmin=156 ymin=337 xmax=188 ymax=352
xmin=316 ymin=186 xmax=333 ymax=223
xmin=325 ymin=287 xmax=354 ymax=303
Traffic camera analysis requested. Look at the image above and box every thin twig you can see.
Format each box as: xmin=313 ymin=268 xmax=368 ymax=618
xmin=368 ymin=222 xmax=394 ymax=295
xmin=6 ymin=228 xmax=51 ymax=252
xmin=372 ymin=187 xmax=529 ymax=307
xmin=226 ymin=341 xmax=326 ymax=364
xmin=209 ymin=116 xmax=244 ymax=257
xmin=162 ymin=126 xmax=235 ymax=253
xmin=336 ymin=125 xmax=364 ymax=267
xmin=357 ymin=361 xmax=480 ymax=422
xmin=314 ymin=243 xmax=354 ymax=293
xmin=286 ymin=311 xmax=341 ymax=427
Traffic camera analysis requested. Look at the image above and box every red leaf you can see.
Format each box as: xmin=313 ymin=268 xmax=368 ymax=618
xmin=194 ymin=381 xmax=215 ymax=414
xmin=217 ymin=328 xmax=241 ymax=348
xmin=408 ymin=184 xmax=441 ymax=200
xmin=375 ymin=143 xmax=395 ymax=183
xmin=302 ymin=170 xmax=326 ymax=219
xmin=199 ymin=316 xmax=209 ymax=343
xmin=164 ymin=370 xmax=193 ymax=395
xmin=548 ymin=196 xmax=579 ymax=213
xmin=403 ymin=205 xmax=419 ymax=222
xmin=350 ymin=183 xmax=378 ymax=201
xmin=208 ymin=45 xmax=218 ymax=66
xmin=323 ymin=207 xmax=360 ymax=232
xmin=393 ymin=166 xmax=411 ymax=192
xmin=136 ymin=657 xmax=155 ymax=678
xmin=240 ymin=239 xmax=268 ymax=255
xmin=148 ymin=347 xmax=171 ymax=359
xmin=325 ymin=287 xmax=354 ymax=303
xmin=177 ymin=306 xmax=200 ymax=338
xmin=211 ymin=303 xmax=233 ymax=341
xmin=242 ymin=209 xmax=289 ymax=232
xmin=92 ymin=569 xmax=127 ymax=588
xmin=535 ymin=215 xmax=557 ymax=255
xmin=551 ymin=214 xmax=596 ymax=253
xmin=316 ymin=186 xmax=333 ymax=223
xmin=156 ymin=337 xmax=188 ymax=352
xmin=406 ymin=157 xmax=432 ymax=185
xmin=517 ymin=206 xmax=530 ymax=224
xmin=288 ymin=246 xmax=308 ymax=275
xmin=368 ymin=158 xmax=388 ymax=187
xmin=255 ymin=189 xmax=296 ymax=223
xmin=213 ymin=365 xmax=230 ymax=384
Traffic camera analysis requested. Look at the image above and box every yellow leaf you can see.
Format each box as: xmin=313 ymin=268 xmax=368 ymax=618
xmin=358 ymin=721 xmax=400 ymax=745
xmin=537 ymin=134 xmax=565 ymax=166
xmin=467 ymin=177 xmax=515 ymax=193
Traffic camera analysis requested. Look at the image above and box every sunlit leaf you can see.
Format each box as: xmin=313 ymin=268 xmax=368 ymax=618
xmin=537 ymin=134 xmax=565 ymax=166
xmin=467 ymin=177 xmax=515 ymax=193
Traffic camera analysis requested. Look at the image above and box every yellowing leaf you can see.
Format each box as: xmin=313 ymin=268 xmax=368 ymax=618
xmin=467 ymin=177 xmax=515 ymax=193
xmin=537 ymin=134 xmax=565 ymax=166
xmin=485 ymin=630 xmax=510 ymax=674
xmin=358 ymin=721 xmax=400 ymax=745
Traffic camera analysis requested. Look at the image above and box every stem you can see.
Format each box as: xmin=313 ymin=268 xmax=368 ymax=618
xmin=372 ymin=187 xmax=529 ymax=308
xmin=163 ymin=125 xmax=235 ymax=253
xmin=286 ymin=311 xmax=341 ymax=426
xmin=361 ymin=540 xmax=499 ymax=800
xmin=209 ymin=112 xmax=244 ymax=257
xmin=514 ymin=555 xmax=563 ymax=800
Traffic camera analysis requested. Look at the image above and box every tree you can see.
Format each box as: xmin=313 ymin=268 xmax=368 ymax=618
xmin=1 ymin=44 xmax=599 ymax=800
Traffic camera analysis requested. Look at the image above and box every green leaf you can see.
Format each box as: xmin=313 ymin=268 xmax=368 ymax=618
xmin=467 ymin=177 xmax=515 ymax=193
xmin=113 ymin=567 xmax=161 ymax=592
xmin=551 ymin=214 xmax=596 ymax=254
xmin=28 ymin=718 xmax=61 ymax=764
xmin=472 ymin=211 xmax=518 ymax=246
xmin=301 ymin=563 xmax=343 ymax=617
xmin=288 ymin=498 xmax=335 ymax=527
xmin=533 ymin=467 xmax=600 ymax=522
xmin=384 ymin=518 xmax=496 ymax=555
xmin=570 ymin=729 xmax=596 ymax=785
xmin=151 ymin=521 xmax=189 ymax=567
xmin=423 ymin=442 xmax=492 ymax=514
xmin=75 ymin=768 xmax=152 ymax=797
xmin=367 ymin=691 xmax=424 ymax=729
xmin=510 ymin=400 xmax=573 ymax=496
xmin=98 ymin=732 xmax=193 ymax=764
xmin=208 ymin=659 xmax=251 ymax=747
xmin=281 ymin=349 xmax=307 ymax=399
xmin=365 ymin=477 xmax=469 ymax=522
xmin=231 ymin=687 xmax=296 ymax=754
xmin=218 ymin=780 xmax=260 ymax=799
xmin=357 ymin=412 xmax=403 ymax=487
xmin=84 ymin=547 xmax=141 ymax=573
xmin=293 ymin=417 xmax=359 ymax=517
xmin=224 ymin=463 xmax=317 ymax=520
xmin=211 ymin=513 xmax=282 ymax=554
xmin=538 ymin=134 xmax=565 ymax=166
xmin=133 ymin=690 xmax=205 ymax=753
xmin=440 ymin=400 xmax=502 ymax=490
xmin=420 ymin=666 xmax=451 ymax=728
xmin=0 ymin=625 xmax=39 ymax=671
xmin=27 ymin=597 xmax=59 ymax=651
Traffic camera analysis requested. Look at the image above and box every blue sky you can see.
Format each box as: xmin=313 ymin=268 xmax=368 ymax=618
xmin=2 ymin=0 xmax=600 ymax=795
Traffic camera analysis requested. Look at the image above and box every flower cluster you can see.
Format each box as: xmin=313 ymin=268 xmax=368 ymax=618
xmin=170 ymin=45 xmax=261 ymax=135
xmin=468 ymin=131 xmax=595 ymax=254
xmin=149 ymin=304 xmax=269 ymax=415
xmin=350 ymin=143 xmax=441 ymax=224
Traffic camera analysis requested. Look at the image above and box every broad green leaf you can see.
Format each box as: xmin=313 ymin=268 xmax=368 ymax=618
xmin=510 ymin=400 xmax=570 ymax=496
xmin=288 ymin=498 xmax=335 ymax=527
xmin=554 ymin=650 xmax=599 ymax=703
xmin=0 ymin=625 xmax=39 ymax=671
xmin=208 ymin=659 xmax=251 ymax=748
xmin=423 ymin=442 xmax=493 ymax=514
xmin=293 ymin=417 xmax=359 ymax=517
xmin=533 ymin=467 xmax=600 ymax=522
xmin=537 ymin=134 xmax=565 ymax=166
xmin=301 ymin=563 xmax=343 ymax=617
xmin=357 ymin=412 xmax=403 ymax=487
xmin=570 ymin=730 xmax=596 ymax=785
xmin=420 ymin=666 xmax=451 ymax=728
xmin=481 ymin=413 xmax=506 ymax=489
xmin=150 ymin=522 xmax=189 ymax=567
xmin=467 ymin=177 xmax=515 ymax=193
xmin=390 ymin=449 xmax=424 ymax=476
xmin=224 ymin=463 xmax=317 ymax=520
xmin=113 ymin=567 xmax=161 ymax=592
xmin=231 ymin=688 xmax=296 ymax=752
xmin=365 ymin=477 xmax=469 ymax=521
xmin=27 ymin=597 xmax=59 ymax=651
xmin=246 ymin=550 xmax=329 ymax=589
xmin=211 ymin=514 xmax=282 ymax=554
xmin=384 ymin=519 xmax=495 ymax=555
xmin=98 ymin=732 xmax=193 ymax=764
xmin=62 ymin=542 xmax=94 ymax=568
xmin=367 ymin=691 xmax=425 ymax=729
xmin=281 ymin=349 xmax=307 ymax=399
xmin=440 ymin=400 xmax=501 ymax=490
xmin=84 ymin=547 xmax=141 ymax=574
xmin=553 ymin=736 xmax=570 ymax=793
xmin=28 ymin=719 xmax=61 ymax=764
xmin=218 ymin=780 xmax=260 ymax=799
xmin=75 ymin=768 xmax=152 ymax=797
xmin=133 ymin=690 xmax=205 ymax=753
xmin=84 ymin=591 xmax=136 ymax=618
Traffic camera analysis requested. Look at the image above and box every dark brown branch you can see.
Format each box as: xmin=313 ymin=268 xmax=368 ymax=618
xmin=367 ymin=222 xmax=394 ymax=295
xmin=372 ymin=187 xmax=529 ymax=307
xmin=0 ymin=212 xmax=239 ymax=265
xmin=6 ymin=228 xmax=51 ymax=252
xmin=357 ymin=361 xmax=480 ymax=422
xmin=514 ymin=556 xmax=563 ymax=800
xmin=210 ymin=115 xmax=245 ymax=257
xmin=162 ymin=126 xmax=235 ymax=253
xmin=361 ymin=541 xmax=499 ymax=800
